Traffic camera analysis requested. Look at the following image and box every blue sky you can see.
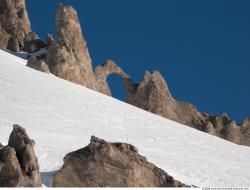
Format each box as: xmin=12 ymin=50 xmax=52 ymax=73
xmin=26 ymin=0 xmax=250 ymax=123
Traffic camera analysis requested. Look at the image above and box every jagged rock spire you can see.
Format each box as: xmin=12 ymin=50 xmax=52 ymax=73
xmin=0 ymin=124 xmax=41 ymax=187
xmin=0 ymin=0 xmax=31 ymax=50
xmin=47 ymin=3 xmax=97 ymax=89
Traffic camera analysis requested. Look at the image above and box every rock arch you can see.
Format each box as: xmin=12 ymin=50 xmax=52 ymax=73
xmin=95 ymin=60 xmax=135 ymax=97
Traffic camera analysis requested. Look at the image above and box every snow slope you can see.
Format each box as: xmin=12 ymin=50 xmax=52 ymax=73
xmin=0 ymin=49 xmax=250 ymax=187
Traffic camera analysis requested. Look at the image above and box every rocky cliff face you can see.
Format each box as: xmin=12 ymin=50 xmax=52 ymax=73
xmin=127 ymin=71 xmax=204 ymax=126
xmin=53 ymin=136 xmax=187 ymax=187
xmin=46 ymin=4 xmax=134 ymax=95
xmin=47 ymin=4 xmax=97 ymax=90
xmin=0 ymin=0 xmax=31 ymax=50
xmin=126 ymin=71 xmax=250 ymax=146
xmin=0 ymin=124 xmax=41 ymax=187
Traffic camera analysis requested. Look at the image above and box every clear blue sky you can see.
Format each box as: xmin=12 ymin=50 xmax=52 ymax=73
xmin=26 ymin=0 xmax=250 ymax=123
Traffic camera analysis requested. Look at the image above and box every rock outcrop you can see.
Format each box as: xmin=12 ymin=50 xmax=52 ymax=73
xmin=0 ymin=124 xmax=41 ymax=187
xmin=126 ymin=71 xmax=250 ymax=146
xmin=23 ymin=32 xmax=46 ymax=53
xmin=26 ymin=58 xmax=50 ymax=73
xmin=47 ymin=4 xmax=97 ymax=89
xmin=241 ymin=118 xmax=250 ymax=128
xmin=7 ymin=36 xmax=19 ymax=52
xmin=53 ymin=136 xmax=187 ymax=187
xmin=95 ymin=60 xmax=131 ymax=96
xmin=0 ymin=0 xmax=31 ymax=50
xmin=127 ymin=71 xmax=204 ymax=126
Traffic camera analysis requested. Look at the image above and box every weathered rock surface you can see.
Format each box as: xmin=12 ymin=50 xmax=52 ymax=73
xmin=0 ymin=0 xmax=31 ymax=50
xmin=27 ymin=58 xmax=50 ymax=73
xmin=0 ymin=23 xmax=10 ymax=48
xmin=0 ymin=124 xmax=41 ymax=187
xmin=47 ymin=4 xmax=97 ymax=89
xmin=53 ymin=136 xmax=187 ymax=187
xmin=95 ymin=60 xmax=131 ymax=96
xmin=127 ymin=71 xmax=204 ymax=125
xmin=126 ymin=71 xmax=250 ymax=146
xmin=23 ymin=32 xmax=46 ymax=53
xmin=6 ymin=36 xmax=19 ymax=52
xmin=241 ymin=118 xmax=250 ymax=128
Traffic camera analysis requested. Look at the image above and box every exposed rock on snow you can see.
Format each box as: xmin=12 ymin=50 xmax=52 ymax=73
xmin=47 ymin=4 xmax=97 ymax=90
xmin=0 ymin=0 xmax=31 ymax=50
xmin=126 ymin=71 xmax=250 ymax=146
xmin=53 ymin=136 xmax=187 ymax=187
xmin=95 ymin=60 xmax=131 ymax=96
xmin=1 ymin=49 xmax=250 ymax=186
xmin=0 ymin=124 xmax=41 ymax=187
xmin=23 ymin=32 xmax=46 ymax=53
xmin=127 ymin=71 xmax=204 ymax=126
xmin=27 ymin=58 xmax=50 ymax=73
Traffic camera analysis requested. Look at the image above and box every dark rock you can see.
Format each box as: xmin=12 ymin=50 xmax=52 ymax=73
xmin=0 ymin=124 xmax=41 ymax=187
xmin=23 ymin=32 xmax=46 ymax=53
xmin=24 ymin=31 xmax=40 ymax=42
xmin=7 ymin=37 xmax=19 ymax=52
xmin=53 ymin=136 xmax=187 ymax=187
xmin=26 ymin=59 xmax=50 ymax=73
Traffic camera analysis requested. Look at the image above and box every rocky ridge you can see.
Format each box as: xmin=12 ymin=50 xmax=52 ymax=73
xmin=126 ymin=71 xmax=250 ymax=146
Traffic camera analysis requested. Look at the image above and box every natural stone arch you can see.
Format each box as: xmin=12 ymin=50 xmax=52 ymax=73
xmin=95 ymin=60 xmax=135 ymax=97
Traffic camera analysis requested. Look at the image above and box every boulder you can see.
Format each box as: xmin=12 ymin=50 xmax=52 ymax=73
xmin=26 ymin=59 xmax=50 ymax=73
xmin=53 ymin=136 xmax=187 ymax=187
xmin=23 ymin=32 xmax=46 ymax=53
xmin=0 ymin=124 xmax=41 ymax=187
xmin=47 ymin=4 xmax=97 ymax=90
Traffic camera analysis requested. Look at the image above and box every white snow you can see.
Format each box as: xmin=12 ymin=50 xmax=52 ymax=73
xmin=0 ymin=49 xmax=250 ymax=187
